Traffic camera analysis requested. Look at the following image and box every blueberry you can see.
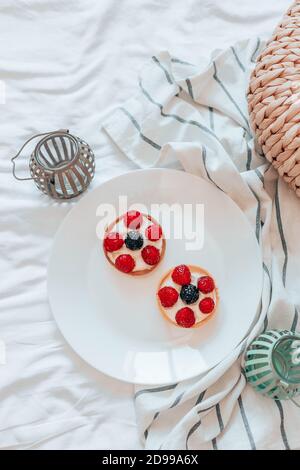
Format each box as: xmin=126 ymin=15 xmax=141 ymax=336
xmin=180 ymin=284 xmax=199 ymax=305
xmin=125 ymin=230 xmax=144 ymax=251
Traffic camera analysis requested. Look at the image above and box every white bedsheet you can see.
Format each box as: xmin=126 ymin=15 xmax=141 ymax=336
xmin=0 ymin=0 xmax=292 ymax=450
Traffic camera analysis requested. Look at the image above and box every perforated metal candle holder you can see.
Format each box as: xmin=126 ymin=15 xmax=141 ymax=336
xmin=11 ymin=129 xmax=95 ymax=199
xmin=244 ymin=329 xmax=300 ymax=407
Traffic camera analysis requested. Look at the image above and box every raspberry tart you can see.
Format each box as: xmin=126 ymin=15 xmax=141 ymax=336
xmin=103 ymin=211 xmax=165 ymax=275
xmin=157 ymin=264 xmax=218 ymax=328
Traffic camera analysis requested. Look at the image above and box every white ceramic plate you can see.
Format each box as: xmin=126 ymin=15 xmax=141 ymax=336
xmin=48 ymin=169 xmax=262 ymax=385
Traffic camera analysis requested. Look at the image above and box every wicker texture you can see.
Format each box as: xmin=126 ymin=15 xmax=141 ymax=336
xmin=248 ymin=1 xmax=300 ymax=196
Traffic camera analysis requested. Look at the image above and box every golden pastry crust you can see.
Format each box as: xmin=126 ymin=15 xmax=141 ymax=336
xmin=103 ymin=213 xmax=166 ymax=276
xmin=157 ymin=265 xmax=219 ymax=328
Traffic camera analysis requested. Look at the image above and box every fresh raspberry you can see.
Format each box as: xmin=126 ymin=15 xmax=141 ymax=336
xmin=199 ymin=297 xmax=215 ymax=314
xmin=124 ymin=211 xmax=143 ymax=229
xmin=175 ymin=307 xmax=195 ymax=328
xmin=145 ymin=224 xmax=162 ymax=241
xmin=141 ymin=245 xmax=160 ymax=265
xmin=104 ymin=232 xmax=124 ymax=252
xmin=115 ymin=254 xmax=135 ymax=273
xmin=171 ymin=265 xmax=191 ymax=286
xmin=158 ymin=286 xmax=179 ymax=308
xmin=197 ymin=276 xmax=215 ymax=294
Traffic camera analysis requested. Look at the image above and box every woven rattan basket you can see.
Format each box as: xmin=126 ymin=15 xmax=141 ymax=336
xmin=248 ymin=1 xmax=300 ymax=197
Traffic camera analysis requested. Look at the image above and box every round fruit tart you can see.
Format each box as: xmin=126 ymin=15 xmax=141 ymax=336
xmin=103 ymin=210 xmax=165 ymax=275
xmin=157 ymin=264 xmax=218 ymax=328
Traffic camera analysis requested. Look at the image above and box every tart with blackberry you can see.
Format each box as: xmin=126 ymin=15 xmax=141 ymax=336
xmin=103 ymin=210 xmax=165 ymax=275
xmin=157 ymin=264 xmax=218 ymax=328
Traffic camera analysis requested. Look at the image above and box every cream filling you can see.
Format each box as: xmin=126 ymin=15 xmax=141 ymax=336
xmin=106 ymin=215 xmax=163 ymax=272
xmin=161 ymin=270 xmax=217 ymax=325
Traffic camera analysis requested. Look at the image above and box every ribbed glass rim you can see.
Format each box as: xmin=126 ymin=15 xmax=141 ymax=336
xmin=271 ymin=334 xmax=300 ymax=384
xmin=34 ymin=132 xmax=79 ymax=171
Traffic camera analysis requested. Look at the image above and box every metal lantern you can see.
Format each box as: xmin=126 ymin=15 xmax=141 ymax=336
xmin=11 ymin=129 xmax=95 ymax=199
xmin=244 ymin=329 xmax=300 ymax=407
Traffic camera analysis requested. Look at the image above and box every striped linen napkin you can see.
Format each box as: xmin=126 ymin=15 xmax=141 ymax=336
xmin=103 ymin=38 xmax=300 ymax=450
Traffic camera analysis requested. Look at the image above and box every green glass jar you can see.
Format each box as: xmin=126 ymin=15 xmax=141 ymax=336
xmin=244 ymin=329 xmax=300 ymax=406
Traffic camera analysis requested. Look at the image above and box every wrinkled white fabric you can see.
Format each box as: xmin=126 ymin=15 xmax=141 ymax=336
xmin=104 ymin=38 xmax=300 ymax=450
xmin=0 ymin=0 xmax=295 ymax=450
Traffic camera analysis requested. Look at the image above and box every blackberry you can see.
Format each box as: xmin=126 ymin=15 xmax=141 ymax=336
xmin=125 ymin=230 xmax=144 ymax=251
xmin=180 ymin=284 xmax=199 ymax=305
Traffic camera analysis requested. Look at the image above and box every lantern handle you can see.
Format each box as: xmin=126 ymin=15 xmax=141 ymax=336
xmin=11 ymin=129 xmax=69 ymax=181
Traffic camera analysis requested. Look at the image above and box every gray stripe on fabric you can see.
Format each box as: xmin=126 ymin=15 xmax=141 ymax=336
xmin=291 ymin=307 xmax=299 ymax=333
xmin=134 ymin=383 xmax=177 ymax=400
xmin=187 ymin=402 xmax=222 ymax=450
xmin=216 ymin=403 xmax=225 ymax=432
xmin=171 ymin=57 xmax=195 ymax=66
xmin=248 ymin=186 xmax=261 ymax=242
xmin=197 ymin=405 xmax=215 ymax=415
xmin=262 ymin=262 xmax=272 ymax=332
xmin=275 ymin=181 xmax=288 ymax=287
xmin=231 ymin=46 xmax=245 ymax=72
xmin=212 ymin=438 xmax=218 ymax=450
xmin=238 ymin=396 xmax=256 ymax=450
xmin=263 ymin=314 xmax=268 ymax=332
xmin=186 ymin=78 xmax=194 ymax=100
xmin=209 ymin=106 xmax=214 ymax=131
xmin=202 ymin=145 xmax=224 ymax=192
xmin=144 ymin=411 xmax=160 ymax=441
xmin=274 ymin=401 xmax=290 ymax=450
xmin=245 ymin=133 xmax=252 ymax=171
xmin=263 ymin=315 xmax=269 ymax=333
xmin=251 ymin=38 xmax=261 ymax=63
xmin=195 ymin=389 xmax=206 ymax=406
xmin=138 ymin=78 xmax=218 ymax=142
xmin=263 ymin=262 xmax=272 ymax=299
xmin=186 ymin=419 xmax=202 ymax=450
xmin=170 ymin=391 xmax=185 ymax=408
xmin=153 ymin=56 xmax=183 ymax=93
xmin=255 ymin=168 xmax=264 ymax=184
xmin=119 ymin=107 xmax=161 ymax=151
xmin=213 ymin=61 xmax=250 ymax=132
xmin=152 ymin=55 xmax=173 ymax=84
